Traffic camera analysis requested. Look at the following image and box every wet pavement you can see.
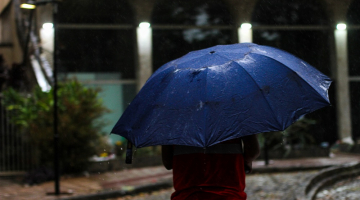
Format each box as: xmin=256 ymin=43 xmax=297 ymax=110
xmin=315 ymin=175 xmax=360 ymax=200
xmin=110 ymin=171 xmax=319 ymax=200
xmin=0 ymin=166 xmax=173 ymax=200
xmin=1 ymin=153 xmax=360 ymax=200
xmin=245 ymin=171 xmax=319 ymax=200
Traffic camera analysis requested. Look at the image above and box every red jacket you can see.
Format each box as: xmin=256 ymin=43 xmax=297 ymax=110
xmin=171 ymin=139 xmax=247 ymax=200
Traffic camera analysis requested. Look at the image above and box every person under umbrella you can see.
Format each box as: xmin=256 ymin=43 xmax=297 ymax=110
xmin=162 ymin=135 xmax=259 ymax=199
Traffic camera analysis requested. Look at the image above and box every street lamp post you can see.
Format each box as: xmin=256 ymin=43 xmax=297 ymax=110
xmin=21 ymin=7 xmax=35 ymax=66
xmin=52 ymin=2 xmax=60 ymax=195
xmin=21 ymin=0 xmax=63 ymax=195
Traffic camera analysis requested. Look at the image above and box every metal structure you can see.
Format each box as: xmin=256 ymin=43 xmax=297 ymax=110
xmin=0 ymin=95 xmax=35 ymax=175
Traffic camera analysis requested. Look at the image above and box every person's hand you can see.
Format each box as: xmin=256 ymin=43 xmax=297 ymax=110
xmin=244 ymin=160 xmax=252 ymax=174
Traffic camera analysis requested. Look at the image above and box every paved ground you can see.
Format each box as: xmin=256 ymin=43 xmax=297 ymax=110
xmin=0 ymin=166 xmax=172 ymax=200
xmin=112 ymin=171 xmax=319 ymax=200
xmin=315 ymin=175 xmax=360 ymax=200
xmin=1 ymin=153 xmax=360 ymax=200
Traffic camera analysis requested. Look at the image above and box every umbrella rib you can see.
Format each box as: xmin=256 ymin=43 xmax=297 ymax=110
xmin=217 ymin=52 xmax=330 ymax=130
xmin=203 ymin=67 xmax=209 ymax=147
xmin=213 ymin=53 xmax=283 ymax=129
xmin=172 ymin=51 xmax=210 ymax=67
xmin=228 ymin=59 xmax=284 ymax=130
xmin=250 ymin=52 xmax=331 ymax=104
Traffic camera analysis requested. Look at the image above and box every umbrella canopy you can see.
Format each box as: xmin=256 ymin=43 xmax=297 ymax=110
xmin=112 ymin=43 xmax=331 ymax=148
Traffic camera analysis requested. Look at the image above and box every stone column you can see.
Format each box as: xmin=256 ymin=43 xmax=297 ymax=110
xmin=334 ymin=27 xmax=353 ymax=144
xmin=136 ymin=24 xmax=152 ymax=91
xmin=40 ymin=24 xmax=54 ymax=53
xmin=238 ymin=23 xmax=253 ymax=43
xmin=130 ymin=0 xmax=156 ymax=91
xmin=325 ymin=0 xmax=354 ymax=143
xmin=223 ymin=0 xmax=259 ymax=25
xmin=224 ymin=0 xmax=258 ymax=43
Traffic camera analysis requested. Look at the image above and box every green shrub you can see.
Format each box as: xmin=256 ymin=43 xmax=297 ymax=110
xmin=258 ymin=117 xmax=317 ymax=152
xmin=2 ymin=80 xmax=109 ymax=173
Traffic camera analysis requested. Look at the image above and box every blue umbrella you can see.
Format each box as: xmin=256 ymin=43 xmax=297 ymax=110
xmin=112 ymin=43 xmax=331 ymax=149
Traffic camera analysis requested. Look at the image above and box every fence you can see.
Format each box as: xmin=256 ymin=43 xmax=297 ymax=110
xmin=0 ymin=94 xmax=35 ymax=175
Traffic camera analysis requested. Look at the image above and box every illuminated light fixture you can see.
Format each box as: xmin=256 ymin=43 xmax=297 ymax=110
xmin=139 ymin=22 xmax=151 ymax=29
xmin=42 ymin=23 xmax=54 ymax=29
xmin=20 ymin=3 xmax=36 ymax=9
xmin=241 ymin=23 xmax=252 ymax=29
xmin=336 ymin=23 xmax=347 ymax=30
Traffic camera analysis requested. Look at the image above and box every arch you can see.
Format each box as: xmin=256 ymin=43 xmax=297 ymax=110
xmin=152 ymin=0 xmax=234 ymax=25
xmin=223 ymin=0 xmax=260 ymax=24
xmin=151 ymin=0 xmax=235 ymax=71
xmin=58 ymin=0 xmax=134 ymax=24
xmin=252 ymin=0 xmax=328 ymax=25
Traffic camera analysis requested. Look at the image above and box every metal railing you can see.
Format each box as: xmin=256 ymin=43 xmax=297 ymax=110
xmin=0 ymin=94 xmax=35 ymax=175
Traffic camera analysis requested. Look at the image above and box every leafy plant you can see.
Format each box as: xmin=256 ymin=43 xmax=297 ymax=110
xmin=258 ymin=117 xmax=317 ymax=152
xmin=2 ymin=80 xmax=109 ymax=173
